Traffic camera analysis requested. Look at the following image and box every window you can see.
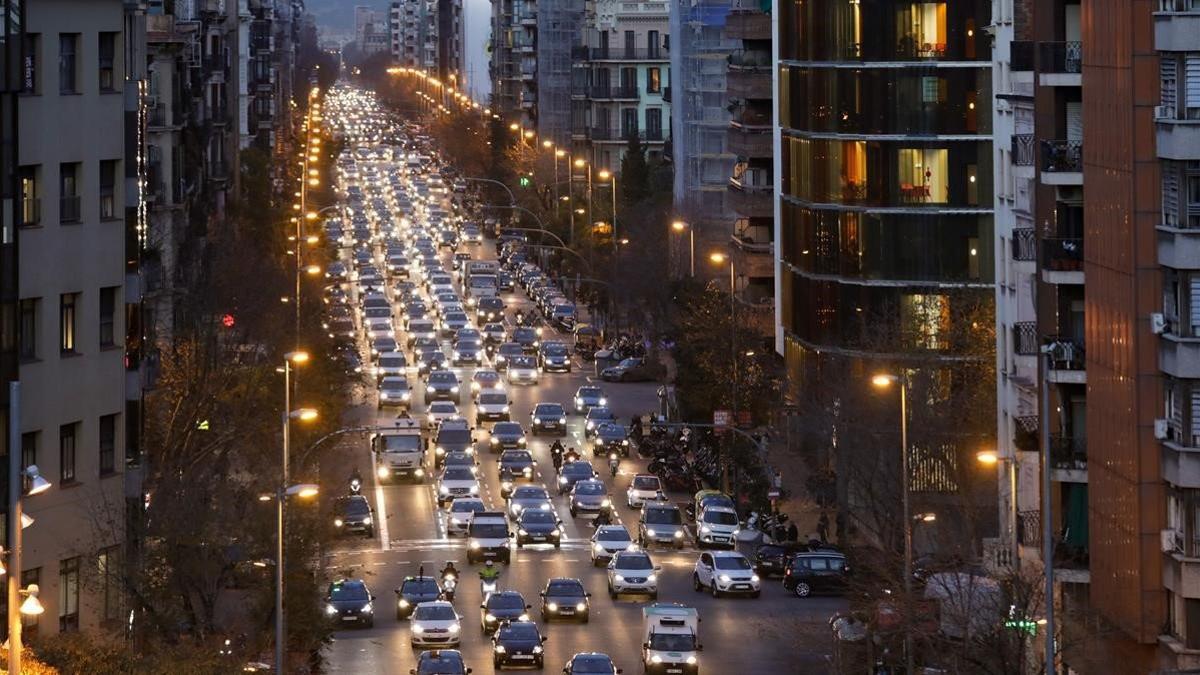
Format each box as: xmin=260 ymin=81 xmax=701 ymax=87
xmin=98 ymin=32 xmax=116 ymax=91
xmin=20 ymin=166 xmax=40 ymax=226
xmin=97 ymin=546 xmax=121 ymax=621
xmin=99 ymin=159 xmax=116 ymax=220
xmin=60 ymin=162 xmax=80 ymax=222
xmin=897 ymin=3 xmax=947 ymax=57
xmin=58 ymin=33 xmax=78 ymax=94
xmin=646 ymin=108 xmax=663 ymax=140
xmin=624 ymin=30 xmax=635 ymax=57
xmin=900 ymin=294 xmax=949 ymax=350
xmin=60 ymin=293 xmax=77 ymax=353
xmin=621 ymin=108 xmax=638 ymax=138
xmin=22 ymin=33 xmax=40 ymax=93
xmin=18 ymin=298 xmax=38 ymax=361
xmin=21 ymin=431 xmax=37 ymax=472
xmin=648 ymin=30 xmax=660 ymax=57
xmin=59 ymin=422 xmax=77 ymax=484
xmin=21 ymin=568 xmax=40 ymax=638
xmin=896 ymin=148 xmax=949 ymax=203
xmin=99 ymin=286 xmax=116 ymax=347
xmin=59 ymin=557 xmax=80 ymax=632
xmin=647 ymin=67 xmax=661 ymax=94
xmin=99 ymin=413 xmax=117 ymax=476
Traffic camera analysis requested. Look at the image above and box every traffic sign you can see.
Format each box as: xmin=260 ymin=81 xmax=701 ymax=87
xmin=713 ymin=410 xmax=731 ymax=429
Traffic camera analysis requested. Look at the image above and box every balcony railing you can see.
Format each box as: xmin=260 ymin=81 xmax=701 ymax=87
xmin=60 ymin=195 xmax=81 ymax=223
xmin=1012 ymin=227 xmax=1036 ymax=261
xmin=662 ymin=86 xmax=671 ymax=102
xmin=728 ymin=50 xmax=771 ymax=69
xmin=1050 ymin=434 xmax=1087 ymax=470
xmin=1042 ymin=236 xmax=1083 ymax=272
xmin=1041 ymin=139 xmax=1083 ymax=173
xmin=1160 ymin=0 xmax=1200 ymax=10
xmin=1045 ymin=336 xmax=1086 ymax=370
xmin=572 ymin=46 xmax=667 ymax=60
xmin=1012 ymin=321 xmax=1038 ymax=355
xmin=1011 ymin=41 xmax=1034 ymax=71
xmin=589 ymin=85 xmax=639 ymax=99
xmin=1012 ymin=134 xmax=1035 ymax=166
xmin=1017 ymin=510 xmax=1041 ymax=546
xmin=1038 ymin=41 xmax=1083 ymax=74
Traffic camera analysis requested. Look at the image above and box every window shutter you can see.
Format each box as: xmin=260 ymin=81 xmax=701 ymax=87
xmin=1191 ymin=277 xmax=1200 ymax=335
xmin=1163 ymin=55 xmax=1178 ymax=111
xmin=1165 ymin=161 xmax=1181 ymax=227
xmin=1170 ymin=381 xmax=1184 ymax=441
xmin=1186 ymin=55 xmax=1200 ymax=110
xmin=1191 ymin=387 xmax=1200 ymax=447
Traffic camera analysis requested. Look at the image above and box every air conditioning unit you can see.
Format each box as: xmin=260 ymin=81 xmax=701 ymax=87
xmin=1151 ymin=312 xmax=1168 ymax=335
xmin=1155 ymin=418 xmax=1170 ymax=440
xmin=1154 ymin=105 xmax=1172 ymax=120
xmin=1163 ymin=528 xmax=1183 ymax=554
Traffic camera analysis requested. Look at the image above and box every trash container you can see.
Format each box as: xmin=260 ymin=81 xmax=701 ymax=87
xmin=594 ymin=349 xmax=616 ymax=377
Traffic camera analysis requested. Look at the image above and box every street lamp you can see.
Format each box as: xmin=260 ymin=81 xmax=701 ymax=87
xmin=870 ymin=372 xmax=914 ymax=675
xmin=672 ymin=220 xmax=695 ymax=278
xmin=709 ymin=252 xmax=738 ymax=491
xmin=276 ymin=352 xmax=316 ymax=674
xmin=597 ymin=170 xmax=617 ymax=250
xmin=976 ymin=448 xmax=1020 ymax=570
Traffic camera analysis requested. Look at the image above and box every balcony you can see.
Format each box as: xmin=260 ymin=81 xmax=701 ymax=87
xmin=1041 ymin=237 xmax=1084 ymax=284
xmin=725 ymin=9 xmax=770 ymax=40
xmin=1040 ymin=140 xmax=1083 ymax=185
xmin=1045 ymin=337 xmax=1086 ymax=383
xmin=513 ymin=40 xmax=535 ymax=53
xmin=1010 ymin=40 xmax=1034 ymax=72
xmin=726 ymin=54 xmax=771 ymax=99
xmin=1159 ymin=222 xmax=1200 ymax=270
xmin=1038 ymin=42 xmax=1082 ymax=86
xmin=572 ymin=47 xmax=668 ymax=61
xmin=728 ymin=178 xmax=773 ymax=218
xmin=1160 ymin=333 xmax=1200 ymax=379
xmin=59 ymin=195 xmax=81 ymax=223
xmin=1012 ymin=133 xmax=1035 ymax=176
xmin=1155 ymin=106 xmax=1200 ymax=162
xmin=1050 ymin=434 xmax=1088 ymax=482
xmin=589 ymin=85 xmax=639 ymax=100
xmin=1011 ymin=227 xmax=1036 ymax=262
xmin=1155 ymin=0 xmax=1200 ymax=52
xmin=1012 ymin=321 xmax=1038 ymax=356
xmin=727 ymin=124 xmax=771 ymax=158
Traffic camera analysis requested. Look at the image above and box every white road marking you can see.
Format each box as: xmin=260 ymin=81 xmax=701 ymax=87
xmin=373 ymin=460 xmax=390 ymax=552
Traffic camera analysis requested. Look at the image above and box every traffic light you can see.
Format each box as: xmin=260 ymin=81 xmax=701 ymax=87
xmin=518 ymin=175 xmax=531 ymax=187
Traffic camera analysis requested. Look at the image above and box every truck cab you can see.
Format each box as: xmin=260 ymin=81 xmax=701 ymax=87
xmin=642 ymin=603 xmax=702 ymax=675
xmin=373 ymin=417 xmax=426 ymax=483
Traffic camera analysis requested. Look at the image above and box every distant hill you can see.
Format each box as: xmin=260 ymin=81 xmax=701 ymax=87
xmin=305 ymin=0 xmax=389 ymax=32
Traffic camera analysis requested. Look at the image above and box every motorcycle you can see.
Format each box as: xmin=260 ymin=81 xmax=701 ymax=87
xmin=608 ymin=453 xmax=620 ymax=477
xmin=480 ymin=576 xmax=499 ymax=596
xmin=442 ymin=574 xmax=457 ymax=601
xmin=500 ymin=476 xmax=515 ymax=499
xmin=349 ymin=476 xmax=362 ymax=495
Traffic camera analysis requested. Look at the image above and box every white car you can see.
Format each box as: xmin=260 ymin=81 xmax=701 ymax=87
xmin=475 ymin=390 xmax=511 ymax=423
xmin=695 ymin=505 xmax=740 ymax=548
xmin=373 ymin=350 xmax=407 ymax=381
xmin=590 ymin=525 xmax=635 ymax=566
xmin=409 ymin=601 xmax=462 ymax=647
xmin=507 ymin=356 xmax=539 ymax=385
xmin=446 ymin=497 xmax=486 ymax=536
xmin=626 ymin=474 xmax=663 ymax=508
xmin=607 ymin=550 xmax=660 ymax=599
xmin=436 ymin=466 xmax=480 ymax=506
xmin=425 ymin=401 xmax=459 ymax=429
xmin=692 ymin=551 xmax=761 ymax=598
xmin=365 ymin=318 xmax=395 ymax=340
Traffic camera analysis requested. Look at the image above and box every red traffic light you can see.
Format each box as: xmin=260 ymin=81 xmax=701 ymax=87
xmin=221 ymin=314 xmax=236 ymax=328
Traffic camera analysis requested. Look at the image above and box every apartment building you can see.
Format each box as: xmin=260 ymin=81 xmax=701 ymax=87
xmin=390 ymin=0 xmax=464 ymax=83
xmin=570 ymin=0 xmax=670 ymax=168
xmin=490 ymin=0 xmax=538 ymax=128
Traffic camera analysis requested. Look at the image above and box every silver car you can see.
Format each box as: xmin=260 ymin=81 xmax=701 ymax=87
xmin=568 ymin=479 xmax=611 ymax=518
xmin=507 ymin=485 xmax=553 ymax=517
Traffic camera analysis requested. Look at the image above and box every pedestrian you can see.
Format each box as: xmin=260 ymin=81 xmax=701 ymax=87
xmin=786 ymin=521 xmax=799 ymax=544
xmin=817 ymin=510 xmax=829 ymax=544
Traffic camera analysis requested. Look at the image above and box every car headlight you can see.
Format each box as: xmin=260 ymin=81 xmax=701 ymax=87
xmin=436 ymin=447 xmax=446 ymax=455
xmin=415 ymin=468 xmax=425 ymax=477
xmin=412 ymin=624 xmax=425 ymax=634
xmin=518 ymin=528 xmax=528 ymax=536
xmin=450 ymin=386 xmax=459 ymax=393
xmin=559 ymin=476 xmax=568 ymax=484
xmin=439 ymin=486 xmax=449 ymax=494
xmin=361 ymin=602 xmax=373 ymax=613
xmin=377 ymin=466 xmax=390 ymax=479
xmin=593 ymin=543 xmax=604 ymax=552
xmin=494 ymin=644 xmax=505 ymax=653
xmin=645 ymin=530 xmax=656 ymax=538
xmin=490 ymin=437 xmax=500 ymax=444
xmin=485 ymin=613 xmax=497 ymax=622
xmin=675 ymin=530 xmax=684 ymax=538
xmin=596 ymin=438 xmax=605 ymax=446
xmin=449 ymin=622 xmax=460 ymax=633
xmin=586 ymin=422 xmax=595 ymax=430
xmin=601 ymin=498 xmax=611 ymax=507
xmin=522 ymin=467 xmax=532 ymax=475
xmin=719 ymin=574 xmax=732 ymax=583
xmin=559 ymin=417 xmax=567 ymax=424
xmin=650 ymin=655 xmax=663 ymax=664
xmin=540 ymin=503 xmax=551 ymax=510
xmin=363 ymin=516 xmax=373 ymax=525
xmin=533 ymin=645 xmax=543 ymax=654
xmin=502 ymin=406 xmax=510 ymax=413
xmin=599 ymin=398 xmax=607 ymax=406
xmin=325 ymin=604 xmax=337 ymax=616
xmin=402 ymin=392 xmax=411 ymax=400
xmin=546 ymin=602 xmax=558 ymax=611
xmin=751 ymin=574 xmax=761 ymax=583
xmin=334 ymin=518 xmax=344 ymax=527
xmin=687 ymin=656 xmax=698 ymax=665
xmin=701 ymin=525 xmax=711 ymax=534
xmin=647 ymin=573 xmax=657 ymax=583
xmin=398 ymin=599 xmax=410 ymax=608
xmin=470 ymin=541 xmax=480 ymax=549
xmin=470 ymin=484 xmax=479 ymax=493
xmin=574 ymin=397 xmax=583 ymax=406
xmin=614 ymin=574 xmax=625 ymax=583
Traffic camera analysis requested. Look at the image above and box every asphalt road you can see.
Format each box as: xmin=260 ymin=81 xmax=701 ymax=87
xmin=317 ymin=107 xmax=844 ymax=675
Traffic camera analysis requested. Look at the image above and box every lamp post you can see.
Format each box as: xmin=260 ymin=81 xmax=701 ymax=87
xmin=709 ymin=252 xmax=737 ymax=491
xmin=870 ymin=372 xmax=912 ymax=675
xmin=7 ymin=382 xmax=53 ymax=675
xmin=573 ymin=158 xmax=593 ymax=245
xmin=977 ymin=449 xmax=1019 ymax=567
xmin=672 ymin=220 xmax=694 ymax=278
xmin=554 ymin=149 xmax=566 ymax=219
xmin=598 ymin=169 xmax=617 ymax=251
xmin=276 ymin=351 xmax=317 ymax=674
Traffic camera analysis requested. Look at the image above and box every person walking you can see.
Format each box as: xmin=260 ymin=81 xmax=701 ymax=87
xmin=817 ymin=510 xmax=830 ymax=544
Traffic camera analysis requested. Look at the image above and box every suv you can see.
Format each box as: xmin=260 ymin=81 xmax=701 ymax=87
xmin=467 ymin=511 xmax=512 ymax=564
xmin=692 ymin=551 xmax=761 ymax=598
xmin=638 ymin=503 xmax=686 ymax=549
xmin=783 ymin=551 xmax=850 ymax=598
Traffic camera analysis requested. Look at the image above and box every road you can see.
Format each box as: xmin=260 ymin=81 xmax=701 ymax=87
xmin=317 ymin=86 xmax=844 ymax=674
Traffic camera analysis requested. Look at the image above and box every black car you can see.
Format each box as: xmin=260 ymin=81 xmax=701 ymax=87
xmin=334 ymin=495 xmax=375 ymax=538
xmin=488 ymin=422 xmax=527 ymax=452
xmin=512 ymin=327 xmax=540 ymax=354
xmin=563 ymin=653 xmax=620 ymax=675
xmin=480 ymin=590 xmax=531 ymax=634
xmin=394 ymin=575 xmax=443 ymax=619
xmin=493 ymin=342 xmax=524 ymax=372
xmin=584 ymin=407 xmax=616 ymax=438
xmin=411 ymin=649 xmax=471 ymax=675
xmin=556 ymin=460 xmax=597 ymax=495
xmin=539 ymin=577 xmax=590 ymax=623
xmin=498 ymin=449 xmax=536 ymax=481
xmin=475 ymin=297 xmax=505 ymax=323
xmin=433 ymin=427 xmax=474 ymax=468
xmin=783 ymin=551 xmax=850 ymax=598
xmin=753 ymin=542 xmax=807 ymax=578
xmin=497 ymin=271 xmax=515 ymax=291
xmin=325 ymin=578 xmax=375 ymax=628
xmin=491 ymin=620 xmax=546 ymax=669
xmin=538 ymin=341 xmax=572 ymax=373
xmin=530 ymin=402 xmax=567 ymax=436
xmin=515 ymin=509 xmax=562 ymax=548
xmin=591 ymin=422 xmax=630 ymax=457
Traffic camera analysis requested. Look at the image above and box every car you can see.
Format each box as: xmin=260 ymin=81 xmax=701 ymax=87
xmin=507 ymin=485 xmax=553 ymax=517
xmin=783 ymin=550 xmax=850 ymax=598
xmin=411 ymin=649 xmax=470 ymax=675
xmin=474 ymin=390 xmax=511 ymax=423
xmin=568 ymin=479 xmax=611 ymax=517
xmin=592 ymin=423 xmax=630 ymax=457
xmin=590 ymin=525 xmax=635 ymax=566
xmin=466 ymin=511 xmax=512 ymax=563
xmin=600 ymin=357 xmax=654 ymax=382
xmin=481 ymin=322 xmax=507 ymax=346
xmin=488 ymin=422 xmax=526 ymax=451
xmin=374 ymin=350 xmax=408 ymax=381
xmin=470 ymin=369 xmax=503 ymax=395
xmin=491 ymin=620 xmax=546 ymax=669
xmin=443 ymin=450 xmax=477 ymax=472
xmin=461 ymin=226 xmax=483 ymax=244
xmin=557 ymin=460 xmax=598 ymax=495
xmin=426 ymin=370 xmax=461 ymax=403
xmin=607 ymin=550 xmax=660 ymax=599
xmin=452 ymin=339 xmax=483 ymax=366
xmin=378 ymin=376 xmax=413 ymax=409
xmin=410 ymin=601 xmax=463 ymax=647
xmin=407 ymin=319 xmax=438 ymax=346
xmin=441 ymin=311 xmax=470 ymax=337
xmin=573 ymin=386 xmax=606 ymax=413
xmin=394 ymin=576 xmax=444 ymax=619
xmin=480 ymin=590 xmax=531 ymax=634
xmin=512 ymin=326 xmax=540 ymax=353
xmin=369 ymin=335 xmax=399 ymax=358
xmin=447 ymin=497 xmax=487 ymax=537
xmin=583 ymin=407 xmax=616 ymax=437
xmin=506 ymin=356 xmax=539 ymax=385
xmin=639 ymin=503 xmax=686 ymax=549
xmin=497 ymin=271 xmax=515 ymax=291
xmin=531 ymin=402 xmax=567 ymax=436
xmin=563 ymin=653 xmax=619 ymax=675
xmin=324 ymin=578 xmax=375 ymax=628
xmin=695 ymin=505 xmax=740 ymax=549
xmin=539 ymin=578 xmax=590 ymax=623
xmin=626 ymin=474 xmax=664 ymax=508
xmin=334 ymin=495 xmax=375 ymax=538
xmin=693 ymin=551 xmax=761 ymax=598
xmin=537 ymin=341 xmax=572 ymax=373
xmin=426 ymin=401 xmax=460 ymax=429
xmin=493 ymin=342 xmax=524 ymax=372
xmin=475 ymin=297 xmax=505 ymax=323
xmin=515 ymin=508 xmax=562 ymax=548
xmin=498 ymin=449 xmax=536 ymax=480
xmin=437 ymin=466 xmax=480 ymax=506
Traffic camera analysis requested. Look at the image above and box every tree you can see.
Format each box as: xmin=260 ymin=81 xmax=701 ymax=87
xmin=618 ymin=134 xmax=650 ymax=207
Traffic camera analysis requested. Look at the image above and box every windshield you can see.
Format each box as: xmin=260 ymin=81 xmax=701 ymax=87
xmin=470 ymin=277 xmax=496 ymax=288
xmin=381 ymin=435 xmax=421 ymax=451
xmin=437 ymin=430 xmax=471 ymax=445
xmin=649 ymin=634 xmax=696 ymax=652
xmin=442 ymin=468 xmax=475 ymax=481
xmin=430 ymin=402 xmax=457 ymax=413
xmin=487 ymin=594 xmax=524 ymax=610
xmin=514 ymin=329 xmax=536 ymax=340
xmin=587 ymin=408 xmax=613 ymax=420
xmin=343 ymin=499 xmax=371 ymax=515
xmin=446 ymin=313 xmax=468 ymax=323
xmin=520 ymin=511 xmax=556 ymax=524
xmin=329 ymin=582 xmax=368 ymax=602
xmin=632 ymin=476 xmax=660 ymax=490
xmin=578 ymin=387 xmax=601 ymax=398
xmin=645 ymin=509 xmax=683 ymax=525
xmin=702 ymin=511 xmax=739 ymax=526
xmin=714 ymin=556 xmax=753 ymax=571
xmin=418 ymin=654 xmax=463 ymax=675
xmin=383 ymin=380 xmax=408 ymax=391
xmin=414 ymin=605 xmax=456 ymax=621
xmin=511 ymin=356 xmax=536 ymax=368
xmin=514 ymin=487 xmax=549 ymax=500
xmin=430 ymin=373 xmax=457 ymax=384
xmin=597 ymin=529 xmax=631 ymax=542
xmin=570 ymin=656 xmax=614 ymax=674
xmin=615 ymin=554 xmax=653 ymax=570
xmin=480 ymin=393 xmax=507 ymax=405
xmin=502 ymin=452 xmax=532 ymax=463
xmin=493 ymin=423 xmax=521 ymax=435
xmin=380 ymin=356 xmax=405 ymax=367
xmin=402 ymin=579 xmax=439 ymax=595
xmin=535 ymin=404 xmax=564 ymax=416
xmin=546 ymin=581 xmax=583 ymax=596
xmin=564 ymin=463 xmax=593 ymax=477
xmin=450 ymin=501 xmax=483 ymax=513
xmin=469 ymin=523 xmax=509 ymax=538
xmin=574 ymin=482 xmax=605 ymax=495
xmin=499 ymin=623 xmax=539 ymax=640
xmin=543 ymin=344 xmax=568 ymax=356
